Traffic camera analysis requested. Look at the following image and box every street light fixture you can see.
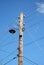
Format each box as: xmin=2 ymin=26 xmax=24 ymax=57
xmin=9 ymin=28 xmax=16 ymax=34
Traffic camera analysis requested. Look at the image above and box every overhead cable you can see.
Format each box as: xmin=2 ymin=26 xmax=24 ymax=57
xmin=23 ymin=56 xmax=38 ymax=65
xmin=1 ymin=49 xmax=17 ymax=61
xmin=3 ymin=56 xmax=17 ymax=65
xmin=24 ymin=36 xmax=44 ymax=46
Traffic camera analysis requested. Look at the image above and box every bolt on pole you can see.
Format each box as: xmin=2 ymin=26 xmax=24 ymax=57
xmin=18 ymin=12 xmax=24 ymax=65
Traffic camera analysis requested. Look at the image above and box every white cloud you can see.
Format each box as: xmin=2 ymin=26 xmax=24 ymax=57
xmin=36 ymin=3 xmax=44 ymax=13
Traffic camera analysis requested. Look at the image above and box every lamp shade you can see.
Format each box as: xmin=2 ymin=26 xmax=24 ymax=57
xmin=9 ymin=28 xmax=16 ymax=34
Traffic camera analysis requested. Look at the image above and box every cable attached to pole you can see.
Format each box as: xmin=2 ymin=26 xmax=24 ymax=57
xmin=23 ymin=56 xmax=38 ymax=65
xmin=3 ymin=56 xmax=17 ymax=65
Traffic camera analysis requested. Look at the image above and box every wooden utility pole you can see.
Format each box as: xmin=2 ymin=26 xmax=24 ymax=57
xmin=18 ymin=12 xmax=24 ymax=65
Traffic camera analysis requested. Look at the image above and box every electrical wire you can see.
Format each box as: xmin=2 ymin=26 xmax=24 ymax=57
xmin=3 ymin=56 xmax=17 ymax=65
xmin=0 ymin=49 xmax=9 ymax=53
xmin=0 ymin=8 xmax=37 ymax=42
xmin=0 ymin=40 xmax=17 ymax=48
xmin=1 ymin=20 xmax=43 ymax=48
xmin=0 ymin=6 xmax=42 ymax=43
xmin=1 ymin=49 xmax=17 ymax=61
xmin=25 ymin=7 xmax=37 ymax=20
xmin=0 ymin=21 xmax=43 ymax=49
xmin=23 ymin=56 xmax=38 ymax=65
xmin=1 ymin=32 xmax=44 ymax=61
xmin=1 ymin=36 xmax=43 ymax=65
xmin=0 ymin=12 xmax=43 ymax=48
xmin=3 ymin=56 xmax=38 ymax=65
xmin=0 ymin=27 xmax=18 ymax=49
xmin=0 ymin=10 xmax=44 ymax=65
xmin=1 ymin=36 xmax=44 ymax=64
xmin=28 ymin=21 xmax=43 ymax=29
xmin=0 ymin=19 xmax=19 ymax=43
xmin=0 ymin=38 xmax=18 ymax=56
xmin=24 ymin=36 xmax=44 ymax=46
xmin=25 ymin=17 xmax=44 ymax=33
xmin=0 ymin=34 xmax=12 ymax=47
xmin=0 ymin=6 xmax=44 ymax=65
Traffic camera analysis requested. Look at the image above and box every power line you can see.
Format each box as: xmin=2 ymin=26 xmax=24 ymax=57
xmin=0 ymin=10 xmax=37 ymax=43
xmin=0 ymin=7 xmax=42 ymax=44
xmin=3 ymin=56 xmax=17 ymax=65
xmin=1 ymin=49 xmax=17 ymax=61
xmin=0 ymin=15 xmax=43 ymax=48
xmin=0 ymin=40 xmax=17 ymax=48
xmin=0 ymin=39 xmax=18 ymax=57
xmin=28 ymin=21 xmax=43 ymax=29
xmin=0 ymin=49 xmax=9 ymax=53
xmin=0 ymin=20 xmax=43 ymax=49
xmin=1 ymin=20 xmax=43 ymax=48
xmin=0 ymin=29 xmax=19 ymax=48
xmin=23 ymin=56 xmax=38 ymax=65
xmin=1 ymin=28 xmax=44 ymax=63
xmin=1 ymin=36 xmax=44 ymax=64
xmin=25 ymin=18 xmax=44 ymax=32
xmin=0 ymin=8 xmax=37 ymax=43
xmin=25 ymin=7 xmax=37 ymax=18
xmin=0 ymin=19 xmax=18 ymax=43
xmin=0 ymin=11 xmax=44 ymax=65
xmin=24 ymin=36 xmax=44 ymax=46
xmin=0 ymin=34 xmax=12 ymax=47
xmin=3 ymin=56 xmax=38 ymax=65
xmin=0 ymin=27 xmax=19 ymax=48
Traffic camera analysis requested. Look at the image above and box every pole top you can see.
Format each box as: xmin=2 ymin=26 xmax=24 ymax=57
xmin=20 ymin=12 xmax=23 ymax=15
xmin=20 ymin=12 xmax=25 ymax=18
xmin=20 ymin=12 xmax=23 ymax=18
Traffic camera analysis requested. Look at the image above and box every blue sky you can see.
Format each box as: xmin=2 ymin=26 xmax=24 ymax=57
xmin=0 ymin=0 xmax=44 ymax=65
